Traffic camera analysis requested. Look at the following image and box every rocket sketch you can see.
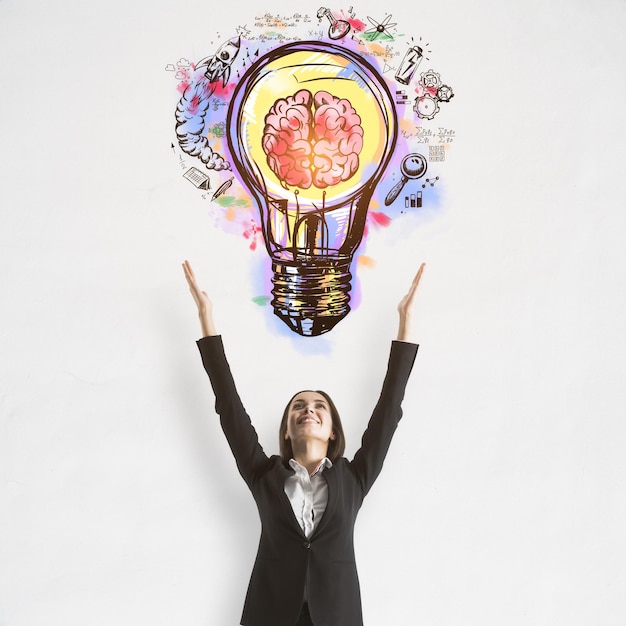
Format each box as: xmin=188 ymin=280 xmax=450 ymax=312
xmin=196 ymin=37 xmax=241 ymax=85
xmin=173 ymin=38 xmax=243 ymax=171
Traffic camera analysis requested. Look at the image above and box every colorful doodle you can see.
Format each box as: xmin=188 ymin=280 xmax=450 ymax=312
xmin=168 ymin=5 xmax=456 ymax=336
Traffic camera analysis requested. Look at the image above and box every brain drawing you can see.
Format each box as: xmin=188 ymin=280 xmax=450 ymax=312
xmin=262 ymin=89 xmax=364 ymax=189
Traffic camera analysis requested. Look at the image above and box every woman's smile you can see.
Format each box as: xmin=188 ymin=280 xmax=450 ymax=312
xmin=297 ymin=413 xmax=320 ymax=425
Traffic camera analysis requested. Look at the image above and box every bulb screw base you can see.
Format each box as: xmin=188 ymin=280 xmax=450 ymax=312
xmin=271 ymin=259 xmax=352 ymax=336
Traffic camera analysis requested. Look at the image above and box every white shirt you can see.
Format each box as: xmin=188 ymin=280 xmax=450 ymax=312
xmin=284 ymin=457 xmax=333 ymax=538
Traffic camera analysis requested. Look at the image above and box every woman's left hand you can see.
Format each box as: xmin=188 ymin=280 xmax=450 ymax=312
xmin=396 ymin=263 xmax=426 ymax=342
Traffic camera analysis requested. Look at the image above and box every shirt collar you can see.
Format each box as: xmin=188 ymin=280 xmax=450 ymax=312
xmin=289 ymin=457 xmax=333 ymax=476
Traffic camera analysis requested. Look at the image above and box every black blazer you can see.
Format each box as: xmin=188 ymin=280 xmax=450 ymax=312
xmin=197 ymin=336 xmax=418 ymax=626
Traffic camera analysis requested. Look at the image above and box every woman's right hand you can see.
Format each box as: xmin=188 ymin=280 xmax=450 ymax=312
xmin=182 ymin=260 xmax=217 ymax=337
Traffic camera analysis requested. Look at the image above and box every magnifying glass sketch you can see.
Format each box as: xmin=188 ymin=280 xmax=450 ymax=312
xmin=384 ymin=153 xmax=428 ymax=206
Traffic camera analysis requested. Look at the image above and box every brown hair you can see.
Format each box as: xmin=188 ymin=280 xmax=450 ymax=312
xmin=279 ymin=390 xmax=346 ymax=463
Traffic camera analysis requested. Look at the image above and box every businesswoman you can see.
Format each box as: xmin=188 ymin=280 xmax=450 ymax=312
xmin=183 ymin=260 xmax=424 ymax=626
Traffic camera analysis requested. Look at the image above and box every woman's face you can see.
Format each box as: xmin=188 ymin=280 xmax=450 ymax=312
xmin=285 ymin=391 xmax=335 ymax=445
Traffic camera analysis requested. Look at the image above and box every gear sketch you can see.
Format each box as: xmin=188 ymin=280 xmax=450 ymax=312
xmin=437 ymin=84 xmax=454 ymax=102
xmin=419 ymin=69 xmax=442 ymax=89
xmin=414 ymin=94 xmax=440 ymax=120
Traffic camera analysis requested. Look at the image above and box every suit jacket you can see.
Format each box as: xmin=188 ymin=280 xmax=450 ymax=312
xmin=197 ymin=336 xmax=418 ymax=626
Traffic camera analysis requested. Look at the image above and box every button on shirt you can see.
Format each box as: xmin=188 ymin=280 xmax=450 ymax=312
xmin=284 ymin=458 xmax=333 ymax=538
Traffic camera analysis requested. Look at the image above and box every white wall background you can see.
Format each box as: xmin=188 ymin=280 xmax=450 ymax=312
xmin=1 ymin=0 xmax=625 ymax=624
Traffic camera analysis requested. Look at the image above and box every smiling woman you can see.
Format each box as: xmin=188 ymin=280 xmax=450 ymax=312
xmin=182 ymin=260 xmax=424 ymax=626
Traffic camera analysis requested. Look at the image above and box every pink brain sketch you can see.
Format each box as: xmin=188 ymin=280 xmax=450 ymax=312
xmin=262 ymin=89 xmax=364 ymax=189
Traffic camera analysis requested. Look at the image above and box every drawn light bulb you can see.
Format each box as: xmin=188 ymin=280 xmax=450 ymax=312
xmin=227 ymin=41 xmax=397 ymax=336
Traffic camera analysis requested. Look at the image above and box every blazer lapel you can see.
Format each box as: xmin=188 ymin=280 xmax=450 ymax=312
xmin=310 ymin=464 xmax=339 ymax=538
xmin=274 ymin=462 xmax=307 ymax=537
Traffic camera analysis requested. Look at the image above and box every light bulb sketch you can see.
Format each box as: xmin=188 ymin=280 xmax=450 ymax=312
xmin=227 ymin=41 xmax=397 ymax=337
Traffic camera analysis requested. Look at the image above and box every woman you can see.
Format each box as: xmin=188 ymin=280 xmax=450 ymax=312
xmin=183 ymin=260 xmax=425 ymax=626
